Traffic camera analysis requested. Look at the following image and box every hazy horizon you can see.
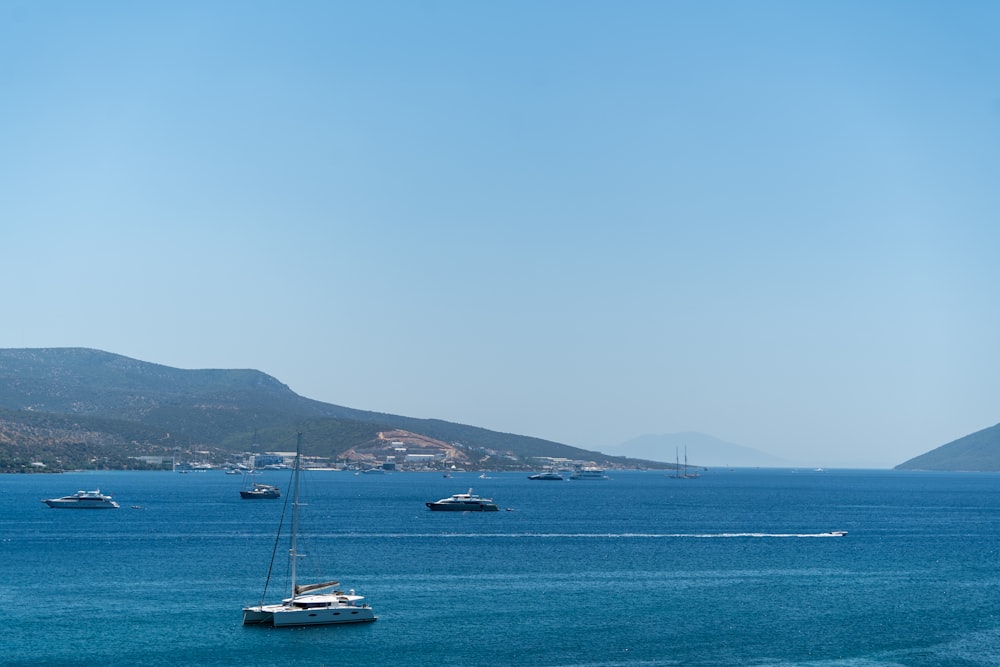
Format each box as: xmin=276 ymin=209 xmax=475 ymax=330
xmin=4 ymin=2 xmax=999 ymax=469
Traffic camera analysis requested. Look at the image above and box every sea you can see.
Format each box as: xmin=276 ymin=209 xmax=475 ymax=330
xmin=4 ymin=467 xmax=1000 ymax=667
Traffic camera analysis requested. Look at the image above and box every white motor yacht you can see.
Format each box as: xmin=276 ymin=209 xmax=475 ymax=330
xmin=425 ymin=488 xmax=500 ymax=512
xmin=528 ymin=471 xmax=564 ymax=481
xmin=41 ymin=489 xmax=120 ymax=509
xmin=569 ymin=467 xmax=608 ymax=480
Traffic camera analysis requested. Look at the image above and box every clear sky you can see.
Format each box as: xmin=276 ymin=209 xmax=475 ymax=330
xmin=3 ymin=1 xmax=999 ymax=468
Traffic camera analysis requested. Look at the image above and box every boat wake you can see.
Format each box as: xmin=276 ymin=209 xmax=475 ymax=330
xmin=347 ymin=531 xmax=848 ymax=539
xmin=683 ymin=531 xmax=848 ymax=538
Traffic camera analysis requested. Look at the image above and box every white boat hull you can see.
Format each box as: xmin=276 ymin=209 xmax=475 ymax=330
xmin=570 ymin=468 xmax=607 ymax=480
xmin=41 ymin=490 xmax=120 ymax=509
xmin=244 ymin=599 xmax=376 ymax=626
xmin=272 ymin=605 xmax=376 ymax=626
xmin=42 ymin=499 xmax=120 ymax=508
xmin=426 ymin=502 xmax=499 ymax=511
xmin=426 ymin=488 xmax=500 ymax=511
xmin=241 ymin=605 xmax=276 ymax=625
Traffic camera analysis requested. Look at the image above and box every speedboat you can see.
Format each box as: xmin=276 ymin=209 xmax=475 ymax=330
xmin=41 ymin=489 xmax=120 ymax=509
xmin=528 ymin=471 xmax=564 ymax=481
xmin=570 ymin=467 xmax=608 ymax=480
xmin=425 ymin=488 xmax=499 ymax=512
xmin=240 ymin=483 xmax=280 ymax=499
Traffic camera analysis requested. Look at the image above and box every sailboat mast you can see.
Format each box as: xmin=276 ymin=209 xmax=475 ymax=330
xmin=289 ymin=432 xmax=302 ymax=600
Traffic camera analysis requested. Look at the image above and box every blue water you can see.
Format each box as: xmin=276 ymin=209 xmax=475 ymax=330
xmin=3 ymin=468 xmax=1000 ymax=666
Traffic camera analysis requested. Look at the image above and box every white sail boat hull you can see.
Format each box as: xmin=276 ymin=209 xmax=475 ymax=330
xmin=243 ymin=598 xmax=375 ymax=626
xmin=241 ymin=605 xmax=278 ymax=625
xmin=243 ymin=592 xmax=376 ymax=626
xmin=272 ymin=603 xmax=376 ymax=626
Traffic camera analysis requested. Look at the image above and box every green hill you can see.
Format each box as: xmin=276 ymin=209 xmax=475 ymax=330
xmin=895 ymin=423 xmax=1000 ymax=471
xmin=0 ymin=347 xmax=652 ymax=472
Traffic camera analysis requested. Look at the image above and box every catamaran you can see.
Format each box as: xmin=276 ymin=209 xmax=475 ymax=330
xmin=242 ymin=433 xmax=376 ymax=626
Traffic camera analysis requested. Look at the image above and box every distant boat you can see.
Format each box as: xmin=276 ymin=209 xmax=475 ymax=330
xmin=425 ymin=488 xmax=500 ymax=512
xmin=238 ymin=438 xmax=278 ymax=498
xmin=240 ymin=442 xmax=281 ymax=498
xmin=42 ymin=489 xmax=119 ymax=509
xmin=570 ymin=467 xmax=608 ymax=480
xmin=240 ymin=483 xmax=280 ymax=499
xmin=242 ymin=433 xmax=376 ymax=627
xmin=528 ymin=471 xmax=564 ymax=481
xmin=670 ymin=447 xmax=700 ymax=479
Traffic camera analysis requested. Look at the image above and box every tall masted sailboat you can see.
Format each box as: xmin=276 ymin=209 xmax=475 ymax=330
xmin=242 ymin=433 xmax=376 ymax=627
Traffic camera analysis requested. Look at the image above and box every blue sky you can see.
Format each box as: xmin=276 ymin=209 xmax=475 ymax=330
xmin=3 ymin=1 xmax=999 ymax=467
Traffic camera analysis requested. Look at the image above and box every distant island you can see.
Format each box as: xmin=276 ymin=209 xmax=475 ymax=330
xmin=895 ymin=423 xmax=1000 ymax=471
xmin=604 ymin=432 xmax=788 ymax=468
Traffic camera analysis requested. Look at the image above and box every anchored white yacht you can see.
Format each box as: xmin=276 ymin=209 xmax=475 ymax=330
xmin=41 ymin=489 xmax=120 ymax=509
xmin=569 ymin=467 xmax=608 ymax=480
xmin=425 ymin=488 xmax=500 ymax=512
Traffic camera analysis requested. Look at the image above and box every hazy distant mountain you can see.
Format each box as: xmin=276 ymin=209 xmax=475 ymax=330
xmin=895 ymin=423 xmax=1000 ymax=471
xmin=0 ymin=347 xmax=662 ymax=471
xmin=606 ymin=432 xmax=788 ymax=467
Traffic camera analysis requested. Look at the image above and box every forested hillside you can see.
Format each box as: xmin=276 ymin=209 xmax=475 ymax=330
xmin=0 ymin=348 xmax=647 ymax=472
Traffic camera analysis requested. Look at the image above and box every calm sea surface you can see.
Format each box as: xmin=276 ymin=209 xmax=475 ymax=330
xmin=3 ymin=468 xmax=1000 ymax=666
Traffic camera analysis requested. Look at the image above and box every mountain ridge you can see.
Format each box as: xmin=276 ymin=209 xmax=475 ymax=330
xmin=895 ymin=423 xmax=1000 ymax=471
xmin=606 ymin=431 xmax=788 ymax=467
xmin=0 ymin=347 xmax=664 ymax=472
xmin=5 ymin=348 xmax=993 ymax=472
